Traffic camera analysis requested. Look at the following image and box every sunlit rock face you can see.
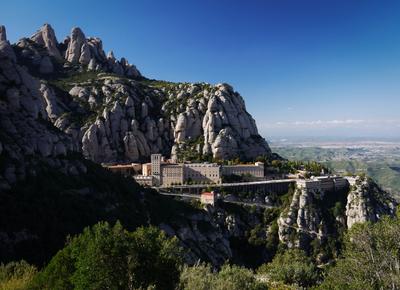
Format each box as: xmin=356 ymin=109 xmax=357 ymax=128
xmin=0 ymin=23 xmax=271 ymax=190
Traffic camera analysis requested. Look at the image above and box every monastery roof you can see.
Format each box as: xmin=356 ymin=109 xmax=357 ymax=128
xmin=201 ymin=191 xmax=215 ymax=196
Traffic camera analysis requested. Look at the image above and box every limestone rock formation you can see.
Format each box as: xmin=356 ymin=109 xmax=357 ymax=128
xmin=65 ymin=27 xmax=90 ymax=64
xmin=30 ymin=23 xmax=61 ymax=59
xmin=54 ymin=77 xmax=270 ymax=163
xmin=0 ymin=23 xmax=271 ymax=183
xmin=39 ymin=56 xmax=53 ymax=74
xmin=278 ymin=177 xmax=397 ymax=253
xmin=0 ymin=30 xmax=84 ymax=190
xmin=0 ymin=25 xmax=6 ymax=41
xmin=346 ymin=176 xmax=396 ymax=228
xmin=277 ymin=187 xmax=324 ymax=249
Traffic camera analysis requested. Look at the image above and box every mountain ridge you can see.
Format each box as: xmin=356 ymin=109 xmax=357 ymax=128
xmin=2 ymin=23 xmax=271 ymax=169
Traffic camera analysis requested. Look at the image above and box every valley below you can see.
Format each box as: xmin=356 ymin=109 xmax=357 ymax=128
xmin=271 ymin=137 xmax=400 ymax=200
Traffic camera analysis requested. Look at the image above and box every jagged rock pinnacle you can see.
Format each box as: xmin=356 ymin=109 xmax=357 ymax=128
xmin=0 ymin=25 xmax=7 ymax=41
xmin=107 ymin=50 xmax=116 ymax=61
xmin=30 ymin=23 xmax=61 ymax=59
xmin=65 ymin=27 xmax=91 ymax=64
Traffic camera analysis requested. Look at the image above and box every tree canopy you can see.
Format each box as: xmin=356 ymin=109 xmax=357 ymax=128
xmin=257 ymin=248 xmax=320 ymax=287
xmin=31 ymin=222 xmax=182 ymax=290
xmin=320 ymin=213 xmax=400 ymax=290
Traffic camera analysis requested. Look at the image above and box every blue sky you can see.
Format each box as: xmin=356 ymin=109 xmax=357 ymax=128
xmin=1 ymin=0 xmax=400 ymax=138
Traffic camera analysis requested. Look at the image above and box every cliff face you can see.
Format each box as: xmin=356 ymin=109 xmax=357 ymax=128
xmin=1 ymin=24 xmax=270 ymax=185
xmin=277 ymin=177 xmax=397 ymax=260
xmin=0 ymin=27 xmax=85 ymax=191
xmin=277 ymin=187 xmax=326 ymax=249
xmin=346 ymin=176 xmax=397 ymax=228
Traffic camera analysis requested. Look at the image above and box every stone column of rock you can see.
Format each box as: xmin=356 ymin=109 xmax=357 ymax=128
xmin=30 ymin=23 xmax=62 ymax=59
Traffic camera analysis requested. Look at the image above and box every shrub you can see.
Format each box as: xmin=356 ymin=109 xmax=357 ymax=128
xmin=0 ymin=260 xmax=37 ymax=290
xmin=179 ymin=263 xmax=265 ymax=290
xmin=258 ymin=249 xmax=319 ymax=287
xmin=31 ymin=222 xmax=182 ymax=290
xmin=320 ymin=214 xmax=400 ymax=290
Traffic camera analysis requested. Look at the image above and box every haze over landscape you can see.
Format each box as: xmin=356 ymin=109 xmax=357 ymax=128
xmin=2 ymin=0 xmax=400 ymax=138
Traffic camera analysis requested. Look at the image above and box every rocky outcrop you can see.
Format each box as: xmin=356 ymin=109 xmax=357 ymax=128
xmin=75 ymin=79 xmax=270 ymax=163
xmin=64 ymin=27 xmax=90 ymax=64
xmin=5 ymin=23 xmax=270 ymax=163
xmin=0 ymin=25 xmax=6 ymax=42
xmin=0 ymin=27 xmax=84 ymax=191
xmin=160 ymin=203 xmax=270 ymax=267
xmin=277 ymin=188 xmax=325 ymax=249
xmin=62 ymin=26 xmax=141 ymax=77
xmin=278 ymin=177 xmax=397 ymax=254
xmin=160 ymin=210 xmax=232 ymax=266
xmin=346 ymin=176 xmax=396 ymax=228
xmin=30 ymin=23 xmax=61 ymax=59
xmin=1 ymin=23 xmax=271 ymax=183
xmin=201 ymin=84 xmax=268 ymax=159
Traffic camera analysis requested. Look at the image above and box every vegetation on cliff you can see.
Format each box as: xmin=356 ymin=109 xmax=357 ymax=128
xmin=3 ymin=211 xmax=400 ymax=289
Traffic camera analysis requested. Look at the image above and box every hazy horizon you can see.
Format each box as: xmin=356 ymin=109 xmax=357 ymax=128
xmin=266 ymin=135 xmax=400 ymax=142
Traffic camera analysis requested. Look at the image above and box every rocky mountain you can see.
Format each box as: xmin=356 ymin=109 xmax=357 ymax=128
xmin=0 ymin=23 xmax=271 ymax=266
xmin=1 ymin=23 xmax=270 ymax=186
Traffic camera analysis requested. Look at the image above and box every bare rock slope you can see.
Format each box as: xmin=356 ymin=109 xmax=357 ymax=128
xmin=3 ymin=23 xmax=270 ymax=171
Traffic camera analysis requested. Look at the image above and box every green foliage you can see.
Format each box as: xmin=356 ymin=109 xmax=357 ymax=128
xmin=30 ymin=246 xmax=75 ymax=289
xmin=0 ymin=154 xmax=202 ymax=267
xmin=320 ymin=215 xmax=400 ymax=290
xmin=277 ymin=184 xmax=296 ymax=208
xmin=265 ymin=220 xmax=279 ymax=255
xmin=0 ymin=156 xmax=149 ymax=266
xmin=48 ymin=70 xmax=102 ymax=91
xmin=215 ymin=264 xmax=265 ymax=290
xmin=174 ymin=137 xmax=208 ymax=163
xmin=258 ymin=249 xmax=320 ymax=287
xmin=138 ymin=79 xmax=177 ymax=89
xmin=331 ymin=201 xmax=345 ymax=218
xmin=248 ymin=224 xmax=266 ymax=247
xmin=31 ymin=222 xmax=182 ymax=290
xmin=0 ymin=260 xmax=37 ymax=290
xmin=179 ymin=263 xmax=265 ymax=290
xmin=178 ymin=263 xmax=215 ymax=290
xmin=269 ymin=159 xmax=328 ymax=175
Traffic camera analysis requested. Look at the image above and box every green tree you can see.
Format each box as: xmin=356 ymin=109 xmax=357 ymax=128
xmin=70 ymin=221 xmax=131 ymax=290
xmin=0 ymin=260 xmax=37 ymax=290
xmin=31 ymin=222 xmax=182 ymax=290
xmin=320 ymin=214 xmax=400 ymax=290
xmin=31 ymin=246 xmax=75 ymax=289
xmin=179 ymin=263 xmax=265 ymax=290
xmin=129 ymin=226 xmax=183 ymax=290
xmin=178 ymin=263 xmax=215 ymax=290
xmin=214 ymin=264 xmax=264 ymax=290
xmin=258 ymin=249 xmax=319 ymax=287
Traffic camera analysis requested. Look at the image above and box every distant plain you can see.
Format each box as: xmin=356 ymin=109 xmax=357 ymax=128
xmin=270 ymin=136 xmax=400 ymax=200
